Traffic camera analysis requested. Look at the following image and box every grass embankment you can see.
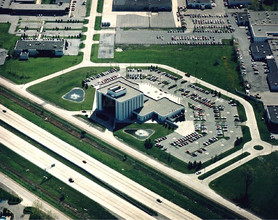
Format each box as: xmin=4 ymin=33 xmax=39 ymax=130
xmin=210 ymin=152 xmax=278 ymax=219
xmin=97 ymin=0 xmax=104 ymax=13
xmin=24 ymin=206 xmax=54 ymax=220
xmin=254 ymin=145 xmax=263 ymax=150
xmin=0 ymin=23 xmax=83 ymax=84
xmin=0 ymin=88 xmax=243 ymax=219
xmin=114 ymin=123 xmax=191 ymax=173
xmin=91 ymin=40 xmax=241 ymax=93
xmin=0 ymin=144 xmax=116 ymax=219
xmin=94 ymin=16 xmax=102 ymax=30
xmin=198 ymin=152 xmax=250 ymax=180
xmin=28 ymin=67 xmax=110 ymax=111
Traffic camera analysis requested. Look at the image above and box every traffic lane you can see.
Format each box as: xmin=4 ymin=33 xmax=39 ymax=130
xmin=0 ymin=126 xmax=155 ymax=220
xmin=0 ymin=105 xmax=199 ymax=220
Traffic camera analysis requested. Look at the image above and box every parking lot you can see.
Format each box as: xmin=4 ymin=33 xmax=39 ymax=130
xmin=89 ymin=67 xmax=242 ymax=163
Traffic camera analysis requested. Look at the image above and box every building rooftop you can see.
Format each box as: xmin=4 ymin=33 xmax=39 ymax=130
xmin=187 ymin=0 xmax=211 ymax=4
xmin=98 ymin=78 xmax=142 ymax=102
xmin=249 ymin=11 xmax=278 ymax=39
xmin=228 ymin=0 xmax=251 ymax=3
xmin=10 ymin=2 xmax=69 ymax=10
xmin=113 ymin=0 xmax=172 ymax=11
xmin=15 ymin=40 xmax=64 ymax=51
xmin=250 ymin=41 xmax=272 ymax=58
xmin=136 ymin=96 xmax=184 ymax=117
xmin=267 ymin=57 xmax=278 ymax=88
xmin=237 ymin=12 xmax=249 ymax=23
xmin=266 ymin=105 xmax=278 ymax=124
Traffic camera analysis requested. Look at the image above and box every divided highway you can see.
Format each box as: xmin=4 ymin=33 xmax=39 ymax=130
xmin=0 ymin=104 xmax=199 ymax=220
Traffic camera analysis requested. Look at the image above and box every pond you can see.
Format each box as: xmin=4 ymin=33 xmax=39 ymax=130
xmin=63 ymin=88 xmax=85 ymax=103
xmin=124 ymin=128 xmax=154 ymax=141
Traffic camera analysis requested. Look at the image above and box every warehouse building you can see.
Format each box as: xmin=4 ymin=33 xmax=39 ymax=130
xmin=227 ymin=0 xmax=251 ymax=7
xmin=186 ymin=0 xmax=212 ymax=9
xmin=266 ymin=105 xmax=278 ymax=133
xmin=266 ymin=56 xmax=278 ymax=92
xmin=14 ymin=39 xmax=65 ymax=60
xmin=112 ymin=0 xmax=172 ymax=12
xmin=250 ymin=42 xmax=272 ymax=61
xmin=96 ymin=78 xmax=185 ymax=122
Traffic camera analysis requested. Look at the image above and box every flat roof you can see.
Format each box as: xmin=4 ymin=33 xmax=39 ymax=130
xmin=237 ymin=12 xmax=249 ymax=23
xmin=267 ymin=105 xmax=278 ymax=124
xmin=250 ymin=41 xmax=272 ymax=58
xmin=228 ymin=0 xmax=251 ymax=2
xmin=15 ymin=40 xmax=64 ymax=51
xmin=10 ymin=2 xmax=69 ymax=10
xmin=136 ymin=96 xmax=184 ymax=117
xmin=113 ymin=0 xmax=172 ymax=9
xmin=267 ymin=58 xmax=278 ymax=87
xmin=249 ymin=11 xmax=278 ymax=39
xmin=187 ymin=0 xmax=211 ymax=4
xmin=98 ymin=78 xmax=143 ymax=102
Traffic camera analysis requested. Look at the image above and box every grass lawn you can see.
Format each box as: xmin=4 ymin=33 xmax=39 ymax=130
xmin=91 ymin=41 xmax=241 ymax=93
xmin=210 ymin=152 xmax=278 ymax=219
xmin=97 ymin=0 xmax=104 ymax=13
xmin=0 ymin=23 xmax=19 ymax=54
xmin=114 ymin=123 xmax=192 ymax=173
xmin=0 ymin=91 xmax=242 ymax=219
xmin=93 ymin=34 xmax=100 ymax=41
xmin=85 ymin=0 xmax=92 ymax=16
xmin=0 ymin=54 xmax=83 ymax=84
xmin=28 ymin=67 xmax=111 ymax=111
xmin=94 ymin=17 xmax=102 ymax=30
xmin=0 ymin=143 xmax=116 ymax=219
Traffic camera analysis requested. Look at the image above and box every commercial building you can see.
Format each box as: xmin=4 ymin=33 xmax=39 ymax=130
xmin=249 ymin=11 xmax=278 ymax=42
xmin=250 ymin=41 xmax=272 ymax=61
xmin=96 ymin=77 xmax=185 ymax=123
xmin=236 ymin=12 xmax=249 ymax=26
xmin=14 ymin=39 xmax=65 ymax=60
xmin=186 ymin=0 xmax=212 ymax=9
xmin=112 ymin=0 xmax=172 ymax=12
xmin=266 ymin=56 xmax=278 ymax=92
xmin=266 ymin=105 xmax=278 ymax=133
xmin=227 ymin=0 xmax=251 ymax=7
xmin=0 ymin=0 xmax=69 ymax=15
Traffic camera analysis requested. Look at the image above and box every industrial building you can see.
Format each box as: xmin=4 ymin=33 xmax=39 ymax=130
xmin=266 ymin=56 xmax=278 ymax=92
xmin=236 ymin=12 xmax=249 ymax=26
xmin=14 ymin=39 xmax=65 ymax=60
xmin=186 ymin=0 xmax=212 ymax=9
xmin=112 ymin=0 xmax=172 ymax=12
xmin=250 ymin=42 xmax=272 ymax=61
xmin=96 ymin=78 xmax=185 ymax=123
xmin=249 ymin=11 xmax=278 ymax=42
xmin=266 ymin=105 xmax=278 ymax=133
xmin=227 ymin=0 xmax=251 ymax=7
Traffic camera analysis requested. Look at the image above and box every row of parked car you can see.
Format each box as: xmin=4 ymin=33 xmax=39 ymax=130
xmin=203 ymin=136 xmax=218 ymax=146
xmin=190 ymin=93 xmax=215 ymax=108
xmin=171 ymin=132 xmax=203 ymax=147
xmin=155 ymin=136 xmax=167 ymax=143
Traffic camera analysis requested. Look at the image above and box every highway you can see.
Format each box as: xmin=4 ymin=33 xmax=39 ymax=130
xmin=0 ymin=104 xmax=199 ymax=220
xmin=0 ymin=125 xmax=156 ymax=220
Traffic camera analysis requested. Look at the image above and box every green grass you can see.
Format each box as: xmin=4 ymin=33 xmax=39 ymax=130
xmin=91 ymin=41 xmax=242 ymax=93
xmin=0 ymin=89 xmax=243 ymax=219
xmin=28 ymin=67 xmax=111 ymax=111
xmin=0 ymin=54 xmax=83 ymax=84
xmin=114 ymin=123 xmax=193 ymax=173
xmin=0 ymin=23 xmax=19 ymax=54
xmin=94 ymin=16 xmax=102 ymax=30
xmin=0 ymin=144 xmax=116 ymax=219
xmin=254 ymin=145 xmax=263 ymax=150
xmin=247 ymin=99 xmax=278 ymax=145
xmin=210 ymin=152 xmax=278 ymax=219
xmin=24 ymin=206 xmax=54 ymax=220
xmin=93 ymin=34 xmax=100 ymax=41
xmin=85 ymin=0 xmax=92 ymax=16
xmin=198 ymin=152 xmax=250 ymax=180
xmin=97 ymin=0 xmax=104 ymax=13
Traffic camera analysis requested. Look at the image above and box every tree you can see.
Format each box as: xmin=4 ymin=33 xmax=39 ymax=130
xmin=85 ymin=83 xmax=89 ymax=90
xmin=144 ymin=138 xmax=153 ymax=149
xmin=218 ymin=91 xmax=221 ymax=98
xmin=188 ymin=161 xmax=193 ymax=170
